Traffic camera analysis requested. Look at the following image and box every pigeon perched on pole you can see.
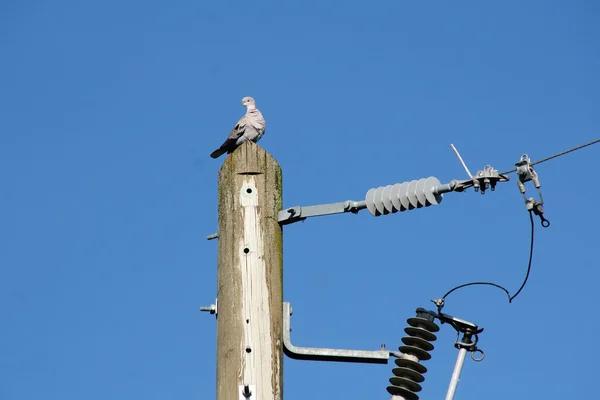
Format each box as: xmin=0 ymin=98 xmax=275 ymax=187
xmin=210 ymin=96 xmax=266 ymax=159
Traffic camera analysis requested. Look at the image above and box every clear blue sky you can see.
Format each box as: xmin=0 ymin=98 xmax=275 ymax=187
xmin=1 ymin=1 xmax=599 ymax=399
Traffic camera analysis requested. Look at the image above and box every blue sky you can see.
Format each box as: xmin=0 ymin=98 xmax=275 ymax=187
xmin=1 ymin=1 xmax=599 ymax=399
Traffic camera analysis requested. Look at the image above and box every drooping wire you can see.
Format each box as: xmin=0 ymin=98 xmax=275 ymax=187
xmin=441 ymin=282 xmax=510 ymax=303
xmin=441 ymin=210 xmax=535 ymax=304
xmin=500 ymin=138 xmax=600 ymax=175
xmin=508 ymin=210 xmax=535 ymax=302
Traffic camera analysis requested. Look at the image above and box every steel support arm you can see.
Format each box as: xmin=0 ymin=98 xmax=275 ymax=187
xmin=282 ymin=302 xmax=390 ymax=364
xmin=278 ymin=201 xmax=366 ymax=226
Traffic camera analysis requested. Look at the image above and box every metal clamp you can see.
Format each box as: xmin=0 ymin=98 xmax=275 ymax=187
xmin=451 ymin=165 xmax=510 ymax=194
xmin=515 ymin=154 xmax=549 ymax=227
xmin=449 ymin=144 xmax=510 ymax=194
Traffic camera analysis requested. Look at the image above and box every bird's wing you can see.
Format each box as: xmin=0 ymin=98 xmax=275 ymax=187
xmin=209 ymin=116 xmax=249 ymax=159
xmin=228 ymin=115 xmax=248 ymax=140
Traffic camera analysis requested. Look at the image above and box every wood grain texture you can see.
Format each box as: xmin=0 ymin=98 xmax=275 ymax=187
xmin=216 ymin=141 xmax=283 ymax=400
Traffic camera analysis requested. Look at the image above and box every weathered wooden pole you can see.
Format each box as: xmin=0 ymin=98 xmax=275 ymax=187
xmin=215 ymin=141 xmax=283 ymax=400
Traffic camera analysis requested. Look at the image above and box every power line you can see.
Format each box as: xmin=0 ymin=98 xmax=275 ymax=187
xmin=440 ymin=140 xmax=600 ymax=304
xmin=440 ymin=210 xmax=535 ymax=304
xmin=500 ymin=138 xmax=600 ymax=175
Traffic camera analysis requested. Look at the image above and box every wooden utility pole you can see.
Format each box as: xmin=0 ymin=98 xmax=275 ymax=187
xmin=215 ymin=141 xmax=283 ymax=400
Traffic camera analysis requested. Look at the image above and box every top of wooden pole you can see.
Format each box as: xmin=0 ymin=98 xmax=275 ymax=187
xmin=219 ymin=141 xmax=281 ymax=177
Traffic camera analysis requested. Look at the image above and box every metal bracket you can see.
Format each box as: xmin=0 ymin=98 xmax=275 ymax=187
xmin=282 ymin=302 xmax=390 ymax=364
xmin=278 ymin=200 xmax=367 ymax=225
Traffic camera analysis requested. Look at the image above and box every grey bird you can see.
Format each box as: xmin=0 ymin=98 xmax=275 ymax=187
xmin=210 ymin=96 xmax=266 ymax=159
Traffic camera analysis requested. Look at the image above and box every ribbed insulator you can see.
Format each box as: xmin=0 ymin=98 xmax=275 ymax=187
xmin=387 ymin=311 xmax=439 ymax=400
xmin=365 ymin=177 xmax=443 ymax=217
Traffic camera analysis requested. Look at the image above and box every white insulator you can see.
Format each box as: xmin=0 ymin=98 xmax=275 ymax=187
xmin=365 ymin=177 xmax=443 ymax=216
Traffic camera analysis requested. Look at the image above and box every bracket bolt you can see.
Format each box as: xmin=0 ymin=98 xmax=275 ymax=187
xmin=200 ymin=304 xmax=216 ymax=314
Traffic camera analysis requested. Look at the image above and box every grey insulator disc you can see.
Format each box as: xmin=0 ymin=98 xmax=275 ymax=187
xmin=382 ymin=185 xmax=393 ymax=214
xmin=423 ymin=176 xmax=443 ymax=205
xmin=374 ymin=186 xmax=385 ymax=215
xmin=390 ymin=183 xmax=404 ymax=212
xmin=365 ymin=188 xmax=378 ymax=216
xmin=406 ymin=180 xmax=418 ymax=208
xmin=398 ymin=182 xmax=411 ymax=210
xmin=415 ymin=179 xmax=427 ymax=208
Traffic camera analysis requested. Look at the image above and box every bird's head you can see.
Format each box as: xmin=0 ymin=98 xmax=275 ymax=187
xmin=241 ymin=96 xmax=256 ymax=109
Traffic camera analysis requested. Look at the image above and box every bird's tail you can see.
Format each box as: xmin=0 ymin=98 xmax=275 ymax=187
xmin=210 ymin=148 xmax=227 ymax=159
xmin=210 ymin=138 xmax=238 ymax=159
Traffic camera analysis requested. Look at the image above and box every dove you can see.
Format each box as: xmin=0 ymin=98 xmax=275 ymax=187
xmin=210 ymin=96 xmax=266 ymax=159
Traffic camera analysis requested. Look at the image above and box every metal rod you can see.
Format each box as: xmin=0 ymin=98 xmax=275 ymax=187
xmin=433 ymin=181 xmax=456 ymax=195
xmin=206 ymin=232 xmax=219 ymax=240
xmin=450 ymin=144 xmax=474 ymax=179
xmin=351 ymin=200 xmax=367 ymax=211
xmin=445 ymin=346 xmax=468 ymax=400
xmin=278 ymin=199 xmax=367 ymax=225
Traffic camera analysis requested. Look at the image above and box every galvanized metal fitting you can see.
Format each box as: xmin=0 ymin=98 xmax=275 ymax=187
xmin=515 ymin=154 xmax=549 ymax=227
xmin=200 ymin=298 xmax=218 ymax=316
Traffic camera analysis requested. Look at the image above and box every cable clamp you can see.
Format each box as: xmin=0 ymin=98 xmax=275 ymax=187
xmin=516 ymin=155 xmax=549 ymax=227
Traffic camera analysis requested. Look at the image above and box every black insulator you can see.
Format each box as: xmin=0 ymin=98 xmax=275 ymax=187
xmin=387 ymin=385 xmax=420 ymax=400
xmin=387 ymin=310 xmax=439 ymax=400
xmin=395 ymin=358 xmax=427 ymax=374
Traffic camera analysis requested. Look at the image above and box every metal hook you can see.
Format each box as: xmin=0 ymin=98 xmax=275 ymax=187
xmin=527 ymin=198 xmax=550 ymax=228
xmin=471 ymin=348 xmax=485 ymax=362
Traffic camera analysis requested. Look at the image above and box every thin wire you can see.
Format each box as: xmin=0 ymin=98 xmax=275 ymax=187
xmin=500 ymin=138 xmax=600 ymax=175
xmin=441 ymin=211 xmax=535 ymax=303
xmin=509 ymin=210 xmax=535 ymax=302
xmin=441 ymin=282 xmax=510 ymax=302
xmin=450 ymin=143 xmax=474 ymax=178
